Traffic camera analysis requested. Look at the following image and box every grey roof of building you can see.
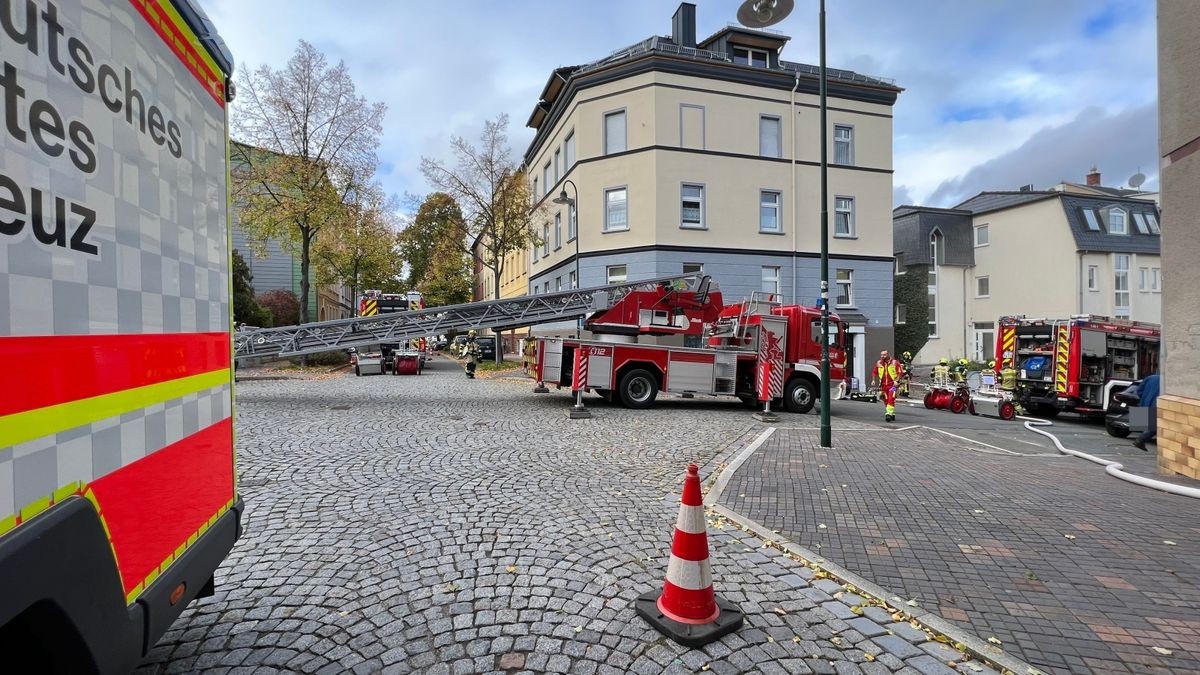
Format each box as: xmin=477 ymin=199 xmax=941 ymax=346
xmin=892 ymin=206 xmax=974 ymax=267
xmin=952 ymin=191 xmax=1058 ymax=214
xmin=1059 ymin=195 xmax=1161 ymax=254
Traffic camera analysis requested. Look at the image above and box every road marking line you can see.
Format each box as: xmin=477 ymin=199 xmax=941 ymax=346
xmin=922 ymin=426 xmax=1022 ymax=455
xmin=705 ymin=427 xmax=775 ymax=506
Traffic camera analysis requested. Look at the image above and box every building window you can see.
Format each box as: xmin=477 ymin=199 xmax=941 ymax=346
xmin=680 ymin=184 xmax=705 ymax=229
xmin=975 ymin=224 xmax=989 ymax=247
xmin=1152 ymin=267 xmax=1160 ymax=292
xmin=895 ymin=304 xmax=907 ymax=325
xmin=973 ymin=322 xmax=995 ymax=363
xmin=544 ymin=281 xmax=550 ymax=294
xmin=976 ymin=276 xmax=990 ymax=297
xmin=607 ymin=264 xmax=627 ymax=285
xmin=834 ymin=197 xmax=855 ymax=237
xmin=543 ymin=162 xmax=551 ymax=195
xmin=928 ymin=231 xmax=941 ymax=338
xmin=759 ymin=190 xmax=781 ymax=233
xmin=604 ymin=187 xmax=628 ymax=232
xmin=564 ymin=130 xmax=576 ymax=170
xmin=554 ymin=212 xmax=562 ymax=250
xmin=834 ymin=125 xmax=853 ymax=165
xmin=1083 ymin=209 xmax=1100 ymax=231
xmin=683 ymin=262 xmax=704 ymax=275
xmin=894 ymin=254 xmax=904 ymax=275
xmin=567 ymin=203 xmax=577 ymax=241
xmin=759 ymin=115 xmax=781 ymax=158
xmin=604 ymin=110 xmax=626 ymax=154
xmin=1146 ymin=213 xmax=1160 ymax=234
xmin=556 ymin=277 xmax=562 ymax=292
xmin=1133 ymin=212 xmax=1149 ymax=234
xmin=1114 ymin=254 xmax=1130 ymax=317
xmin=733 ymin=46 xmax=769 ymax=67
xmin=835 ymin=269 xmax=853 ymax=307
xmin=554 ymin=148 xmax=561 ymax=183
xmin=761 ymin=266 xmax=780 ymax=295
xmin=569 ymin=270 xmax=577 ymax=289
xmin=1139 ymin=267 xmax=1148 ymax=291
xmin=1108 ymin=208 xmax=1128 ymax=235
xmin=532 ymin=177 xmax=538 ymax=201
xmin=542 ymin=222 xmax=550 ymax=256
xmin=1087 ymin=265 xmax=1098 ymax=291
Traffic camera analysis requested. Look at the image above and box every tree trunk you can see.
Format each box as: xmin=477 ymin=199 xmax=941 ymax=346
xmin=299 ymin=226 xmax=311 ymax=366
xmin=493 ymin=266 xmax=503 ymax=363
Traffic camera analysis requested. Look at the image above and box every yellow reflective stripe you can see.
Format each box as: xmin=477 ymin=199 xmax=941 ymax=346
xmin=0 ymin=514 xmax=17 ymax=537
xmin=149 ymin=0 xmax=224 ymax=77
xmin=0 ymin=369 xmax=229 ymax=448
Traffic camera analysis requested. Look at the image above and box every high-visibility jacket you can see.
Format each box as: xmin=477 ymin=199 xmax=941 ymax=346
xmin=875 ymin=360 xmax=902 ymax=386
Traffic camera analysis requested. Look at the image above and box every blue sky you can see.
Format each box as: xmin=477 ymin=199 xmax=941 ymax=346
xmin=202 ymin=0 xmax=1159 ymax=208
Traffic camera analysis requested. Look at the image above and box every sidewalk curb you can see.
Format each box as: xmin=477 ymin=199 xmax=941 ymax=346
xmin=705 ymin=427 xmax=1039 ymax=675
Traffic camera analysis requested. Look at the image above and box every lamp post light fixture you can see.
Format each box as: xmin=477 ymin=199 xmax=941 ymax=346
xmin=552 ymin=179 xmax=581 ymax=338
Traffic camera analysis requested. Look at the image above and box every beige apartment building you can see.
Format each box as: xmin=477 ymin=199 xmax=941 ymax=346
xmin=1157 ymin=0 xmax=1200 ymax=479
xmin=513 ymin=2 xmax=901 ymax=381
xmin=895 ymin=172 xmax=1162 ymax=365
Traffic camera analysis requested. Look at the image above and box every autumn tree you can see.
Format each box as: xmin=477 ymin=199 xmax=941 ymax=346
xmin=314 ymin=184 xmax=404 ymax=307
xmin=257 ymin=289 xmax=300 ymax=327
xmin=232 ymin=40 xmax=386 ymax=324
xmin=417 ymin=237 xmax=472 ymax=307
xmin=399 ymin=192 xmax=463 ymax=290
xmin=420 ymin=114 xmax=541 ymax=303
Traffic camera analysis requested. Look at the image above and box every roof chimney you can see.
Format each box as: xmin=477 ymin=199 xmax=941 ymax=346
xmin=672 ymin=3 xmax=697 ymax=48
xmin=1086 ymin=166 xmax=1101 ymax=187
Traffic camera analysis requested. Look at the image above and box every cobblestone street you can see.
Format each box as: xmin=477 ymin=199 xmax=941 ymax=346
xmin=136 ymin=358 xmax=1007 ymax=674
xmin=723 ymin=425 xmax=1200 ymax=675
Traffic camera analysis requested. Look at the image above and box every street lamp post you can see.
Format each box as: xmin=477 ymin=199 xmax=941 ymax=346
xmin=553 ymin=180 xmax=581 ymax=338
xmin=817 ymin=0 xmax=832 ymax=448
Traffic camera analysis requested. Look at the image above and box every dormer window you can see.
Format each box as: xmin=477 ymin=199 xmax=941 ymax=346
xmin=733 ymin=46 xmax=769 ymax=68
xmin=1082 ymin=209 xmax=1100 ymax=231
xmin=1146 ymin=213 xmax=1160 ymax=234
xmin=1103 ymin=206 xmax=1128 ymax=235
xmin=1133 ymin=212 xmax=1149 ymax=234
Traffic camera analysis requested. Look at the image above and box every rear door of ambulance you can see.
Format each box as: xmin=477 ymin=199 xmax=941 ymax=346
xmin=0 ymin=1 xmax=241 ymax=671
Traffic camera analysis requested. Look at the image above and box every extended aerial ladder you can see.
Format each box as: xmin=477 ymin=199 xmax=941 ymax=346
xmin=233 ymin=274 xmax=705 ymax=361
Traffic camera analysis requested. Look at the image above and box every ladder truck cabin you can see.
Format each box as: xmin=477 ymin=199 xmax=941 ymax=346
xmin=0 ymin=1 xmax=240 ymax=671
xmin=533 ymin=277 xmax=848 ymax=412
xmin=353 ymin=289 xmax=425 ymax=374
xmin=997 ymin=315 xmax=1161 ymax=419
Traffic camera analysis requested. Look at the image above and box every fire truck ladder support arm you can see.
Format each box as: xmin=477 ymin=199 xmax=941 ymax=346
xmin=233 ymin=274 xmax=704 ymax=361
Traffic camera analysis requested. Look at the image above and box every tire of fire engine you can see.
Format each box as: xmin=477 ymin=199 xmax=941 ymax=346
xmin=923 ymin=391 xmax=935 ymax=409
xmin=618 ymin=368 xmax=659 ymax=409
xmin=968 ymin=401 xmax=978 ymax=416
xmin=1105 ymin=421 xmax=1131 ymax=438
xmin=950 ymin=396 xmax=967 ymax=414
xmin=783 ymin=377 xmax=817 ymax=415
xmin=1000 ymin=401 xmax=1017 ymax=421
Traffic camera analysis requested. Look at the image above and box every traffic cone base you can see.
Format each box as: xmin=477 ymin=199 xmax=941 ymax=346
xmin=635 ymin=592 xmax=744 ymax=649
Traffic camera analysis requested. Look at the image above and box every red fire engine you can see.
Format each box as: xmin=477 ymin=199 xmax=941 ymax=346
xmin=996 ymin=315 xmax=1160 ymax=418
xmin=533 ymin=277 xmax=847 ymax=413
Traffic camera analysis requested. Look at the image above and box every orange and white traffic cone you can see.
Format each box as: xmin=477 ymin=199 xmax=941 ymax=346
xmin=636 ymin=464 xmax=744 ymax=648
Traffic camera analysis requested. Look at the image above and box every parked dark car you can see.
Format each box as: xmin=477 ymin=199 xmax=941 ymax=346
xmin=476 ymin=336 xmax=496 ymax=360
xmin=1105 ymin=380 xmax=1141 ymax=438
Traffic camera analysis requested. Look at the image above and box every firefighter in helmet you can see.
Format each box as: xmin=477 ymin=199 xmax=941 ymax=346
xmin=951 ymin=357 xmax=970 ymax=384
xmin=898 ymin=350 xmax=915 ymax=397
xmin=933 ymin=358 xmax=951 ymax=387
xmin=464 ymin=329 xmax=483 ymax=379
xmin=871 ymin=350 xmax=902 ymax=422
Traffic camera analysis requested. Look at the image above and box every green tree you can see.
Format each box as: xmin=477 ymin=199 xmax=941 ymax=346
xmin=232 ymin=40 xmax=386 ymax=325
xmin=314 ymin=185 xmax=405 ymax=307
xmin=232 ymin=249 xmax=272 ymax=327
xmin=894 ymin=264 xmax=931 ymax=359
xmin=399 ymin=192 xmax=463 ymax=289
xmin=417 ymin=237 xmax=472 ymax=307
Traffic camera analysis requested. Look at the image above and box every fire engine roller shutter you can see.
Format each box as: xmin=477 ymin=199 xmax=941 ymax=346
xmin=0 ymin=0 xmax=236 ymax=608
xmin=668 ymin=352 xmax=716 ymax=394
xmin=587 ymin=349 xmax=613 ymax=390
xmin=543 ymin=340 xmax=564 ymax=384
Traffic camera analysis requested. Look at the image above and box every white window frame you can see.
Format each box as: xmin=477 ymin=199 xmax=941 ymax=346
xmin=569 ymin=270 xmax=577 ymax=289
xmin=833 ymin=124 xmax=854 ymax=165
xmin=604 ymin=186 xmax=628 ymax=233
xmin=972 ymin=322 xmax=996 ymax=363
xmin=680 ymin=183 xmax=705 ymax=229
xmin=759 ymin=190 xmax=782 ymax=233
xmin=1087 ymin=265 xmax=1098 ymax=291
xmin=1108 ymin=207 xmax=1128 ymax=235
xmin=895 ymin=303 xmax=907 ymax=325
xmin=542 ymin=222 xmax=550 ymax=256
xmin=604 ymin=109 xmax=627 ymax=155
xmin=532 ymin=177 xmax=538 ymax=201
xmin=1083 ymin=209 xmax=1101 ymax=231
xmin=683 ymin=262 xmax=704 ymax=275
xmin=834 ymin=196 xmax=856 ymax=238
xmin=1132 ymin=212 xmax=1149 ymax=234
xmin=761 ymin=266 xmax=781 ymax=295
xmin=606 ymin=264 xmax=627 ymax=285
xmin=564 ymin=130 xmax=576 ymax=170
xmin=542 ymin=161 xmax=551 ymax=196
xmin=554 ymin=148 xmax=561 ymax=183
xmin=928 ymin=231 xmax=941 ymax=338
xmin=976 ymin=275 xmax=990 ymax=298
xmin=894 ymin=254 xmax=904 ymax=275
xmin=759 ymin=115 xmax=782 ymax=158
xmin=974 ymin=223 xmax=989 ymax=247
xmin=1113 ymin=254 xmax=1130 ymax=317
xmin=835 ymin=269 xmax=854 ymax=308
xmin=1146 ymin=213 xmax=1160 ymax=234
xmin=733 ymin=46 xmax=769 ymax=67
xmin=1152 ymin=267 xmax=1161 ymax=292
xmin=554 ymin=212 xmax=562 ymax=250
xmin=556 ymin=277 xmax=562 ymax=292
xmin=1138 ymin=267 xmax=1148 ymax=291
xmin=567 ymin=203 xmax=577 ymax=242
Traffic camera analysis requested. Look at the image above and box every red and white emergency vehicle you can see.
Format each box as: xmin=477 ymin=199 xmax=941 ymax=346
xmin=533 ymin=277 xmax=847 ymax=413
xmin=0 ymin=1 xmax=240 ymax=669
xmin=996 ymin=315 xmax=1160 ymax=418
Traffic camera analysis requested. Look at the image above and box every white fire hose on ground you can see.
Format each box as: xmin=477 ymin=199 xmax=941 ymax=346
xmin=1021 ymin=416 xmax=1200 ymax=499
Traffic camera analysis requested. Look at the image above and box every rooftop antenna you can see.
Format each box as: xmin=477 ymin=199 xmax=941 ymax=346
xmin=736 ymin=0 xmax=795 ymax=28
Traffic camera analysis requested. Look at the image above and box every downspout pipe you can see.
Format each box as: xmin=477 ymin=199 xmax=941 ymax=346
xmin=790 ymin=70 xmax=800 ymax=305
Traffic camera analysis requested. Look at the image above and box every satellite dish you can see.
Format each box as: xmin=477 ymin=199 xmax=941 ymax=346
xmin=737 ymin=0 xmax=795 ymax=28
xmin=1128 ymin=172 xmax=1146 ymax=189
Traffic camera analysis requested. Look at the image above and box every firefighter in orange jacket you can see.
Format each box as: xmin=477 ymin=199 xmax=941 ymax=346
xmin=872 ymin=350 xmax=903 ymax=422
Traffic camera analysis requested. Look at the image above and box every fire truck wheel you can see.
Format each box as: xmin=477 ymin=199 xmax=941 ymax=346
xmin=1000 ymin=401 xmax=1016 ymax=421
xmin=968 ymin=401 xmax=978 ymax=416
xmin=923 ymin=392 xmax=935 ymax=409
xmin=783 ymin=378 xmax=816 ymax=414
xmin=1105 ymin=421 xmax=1130 ymax=438
xmin=618 ymin=369 xmax=659 ymax=409
xmin=950 ymin=396 xmax=967 ymax=414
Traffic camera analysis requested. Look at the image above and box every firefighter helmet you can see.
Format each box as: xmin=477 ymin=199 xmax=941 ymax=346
xmin=958 ymin=358 xmax=969 ymax=366
xmin=902 ymin=351 xmax=912 ymax=360
xmin=939 ymin=358 xmax=949 ymax=366
xmin=468 ymin=329 xmax=477 ymax=337
xmin=988 ymin=360 xmax=996 ymax=369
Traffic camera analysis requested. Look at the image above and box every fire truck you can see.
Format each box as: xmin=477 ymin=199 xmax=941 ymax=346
xmin=533 ymin=277 xmax=847 ymax=412
xmin=353 ymin=290 xmax=427 ymax=374
xmin=0 ymin=1 xmax=240 ymax=671
xmin=997 ymin=315 xmax=1160 ymax=418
